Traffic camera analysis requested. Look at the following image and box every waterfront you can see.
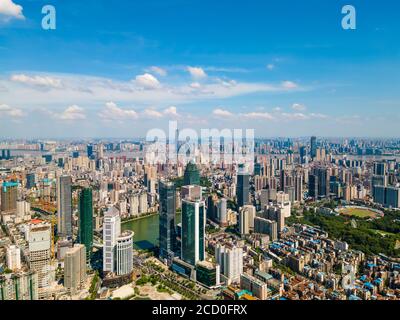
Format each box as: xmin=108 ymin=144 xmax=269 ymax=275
xmin=122 ymin=212 xmax=181 ymax=250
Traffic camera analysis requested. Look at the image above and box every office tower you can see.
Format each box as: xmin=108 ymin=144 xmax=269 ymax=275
xmin=215 ymin=243 xmax=243 ymax=284
xmin=294 ymin=174 xmax=303 ymax=202
xmin=308 ymin=174 xmax=318 ymax=199
xmin=115 ymin=231 xmax=134 ymax=276
xmin=254 ymin=217 xmax=278 ymax=241
xmin=28 ymin=222 xmax=52 ymax=288
xmin=374 ymin=186 xmax=400 ymax=209
xmin=97 ymin=144 xmax=104 ymax=159
xmin=26 ymin=173 xmax=36 ymax=189
xmin=72 ymin=151 xmax=79 ymax=158
xmin=6 ymin=245 xmax=21 ymax=271
xmin=57 ymin=175 xmax=73 ymax=238
xmin=371 ymin=175 xmax=387 ymax=188
xmin=0 ymin=271 xmax=38 ymax=301
xmin=240 ymin=273 xmax=268 ymax=300
xmin=103 ymin=207 xmax=121 ymax=273
xmin=159 ymin=181 xmax=176 ymax=262
xmin=1 ymin=182 xmax=18 ymax=213
xmin=183 ymin=162 xmax=200 ymax=186
xmin=310 ymin=136 xmax=317 ymax=159
xmin=207 ymin=195 xmax=218 ymax=221
xmin=386 ymin=187 xmax=400 ymax=208
xmin=374 ymin=162 xmax=387 ymax=176
xmin=236 ymin=164 xmax=250 ymax=209
xmin=1 ymin=149 xmax=5 ymax=159
xmin=64 ymin=244 xmax=87 ymax=295
xmin=316 ymin=168 xmax=330 ymax=198
xmin=238 ymin=205 xmax=256 ymax=236
xmin=299 ymin=146 xmax=307 ymax=164
xmin=216 ymin=198 xmax=228 ymax=226
xmin=181 ymin=186 xmax=205 ymax=266
xmin=87 ymin=144 xmax=94 ymax=158
xmin=78 ymin=188 xmax=93 ymax=261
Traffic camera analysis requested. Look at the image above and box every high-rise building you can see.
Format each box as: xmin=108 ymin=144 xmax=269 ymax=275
xmin=26 ymin=173 xmax=36 ymax=190
xmin=236 ymin=164 xmax=250 ymax=209
xmin=1 ymin=181 xmax=18 ymax=213
xmin=216 ymin=198 xmax=228 ymax=227
xmin=159 ymin=181 xmax=176 ymax=262
xmin=0 ymin=271 xmax=38 ymax=300
xmin=28 ymin=222 xmax=52 ymax=289
xmin=57 ymin=175 xmax=73 ymax=238
xmin=215 ymin=243 xmax=243 ymax=284
xmin=115 ymin=231 xmax=134 ymax=276
xmin=6 ymin=245 xmax=21 ymax=271
xmin=78 ymin=188 xmax=93 ymax=261
xmin=183 ymin=162 xmax=200 ymax=186
xmin=87 ymin=144 xmax=94 ymax=158
xmin=294 ymin=174 xmax=303 ymax=203
xmin=374 ymin=162 xmax=387 ymax=176
xmin=310 ymin=136 xmax=317 ymax=160
xmin=64 ymin=244 xmax=87 ymax=295
xmin=316 ymin=168 xmax=330 ymax=198
xmin=238 ymin=205 xmax=256 ymax=236
xmin=373 ymin=186 xmax=400 ymax=209
xmin=254 ymin=217 xmax=278 ymax=241
xmin=103 ymin=207 xmax=121 ymax=273
xmin=308 ymin=174 xmax=318 ymax=199
xmin=181 ymin=185 xmax=205 ymax=266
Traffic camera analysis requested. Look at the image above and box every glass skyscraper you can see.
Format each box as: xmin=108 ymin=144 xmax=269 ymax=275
xmin=310 ymin=136 xmax=317 ymax=159
xmin=183 ymin=162 xmax=200 ymax=186
xmin=159 ymin=181 xmax=176 ymax=262
xmin=236 ymin=164 xmax=250 ymax=209
xmin=181 ymin=187 xmax=205 ymax=266
xmin=57 ymin=175 xmax=73 ymax=238
xmin=78 ymin=188 xmax=93 ymax=261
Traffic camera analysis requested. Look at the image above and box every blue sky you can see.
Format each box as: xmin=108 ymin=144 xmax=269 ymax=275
xmin=0 ymin=0 xmax=399 ymax=138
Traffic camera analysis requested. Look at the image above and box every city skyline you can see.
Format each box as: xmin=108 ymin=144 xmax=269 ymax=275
xmin=0 ymin=0 xmax=399 ymax=138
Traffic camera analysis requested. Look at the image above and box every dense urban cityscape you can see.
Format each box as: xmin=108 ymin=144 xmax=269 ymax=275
xmin=1 ymin=137 xmax=400 ymax=301
xmin=1 ymin=0 xmax=399 ymax=310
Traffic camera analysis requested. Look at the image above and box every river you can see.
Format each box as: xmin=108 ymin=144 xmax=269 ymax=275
xmin=121 ymin=212 xmax=181 ymax=250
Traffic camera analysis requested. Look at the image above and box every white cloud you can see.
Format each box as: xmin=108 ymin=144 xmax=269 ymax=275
xmin=190 ymin=82 xmax=202 ymax=89
xmin=147 ymin=66 xmax=167 ymax=76
xmin=164 ymin=106 xmax=180 ymax=118
xmin=0 ymin=0 xmax=24 ymax=21
xmin=55 ymin=105 xmax=86 ymax=120
xmin=187 ymin=66 xmax=207 ymax=79
xmin=213 ymin=108 xmax=234 ymax=118
xmin=11 ymin=74 xmax=63 ymax=89
xmin=309 ymin=113 xmax=328 ymax=119
xmin=99 ymin=102 xmax=138 ymax=120
xmin=292 ymin=103 xmax=306 ymax=111
xmin=266 ymin=64 xmax=275 ymax=70
xmin=142 ymin=108 xmax=163 ymax=118
xmin=1 ymin=72 xmax=306 ymax=107
xmin=242 ymin=112 xmax=274 ymax=120
xmin=0 ymin=103 xmax=24 ymax=118
xmin=134 ymin=73 xmax=161 ymax=89
xmin=282 ymin=81 xmax=298 ymax=89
